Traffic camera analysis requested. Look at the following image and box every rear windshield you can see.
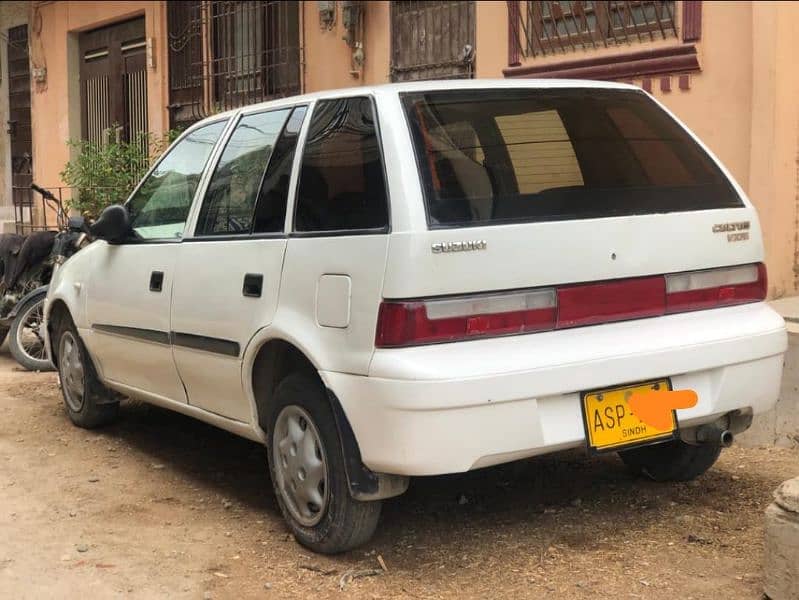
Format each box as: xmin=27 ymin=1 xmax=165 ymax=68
xmin=401 ymin=89 xmax=743 ymax=228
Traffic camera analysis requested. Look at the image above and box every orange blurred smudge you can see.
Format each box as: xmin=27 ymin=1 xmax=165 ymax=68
xmin=627 ymin=389 xmax=698 ymax=430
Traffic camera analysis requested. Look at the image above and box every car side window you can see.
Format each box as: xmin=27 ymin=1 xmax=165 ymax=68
xmin=196 ymin=109 xmax=291 ymax=236
xmin=252 ymin=106 xmax=307 ymax=233
xmin=127 ymin=120 xmax=227 ymax=240
xmin=294 ymin=97 xmax=388 ymax=232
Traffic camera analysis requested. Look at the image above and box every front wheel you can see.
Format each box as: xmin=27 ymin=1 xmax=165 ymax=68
xmin=8 ymin=291 xmax=54 ymax=371
xmin=55 ymin=316 xmax=119 ymax=428
xmin=267 ymin=372 xmax=381 ymax=554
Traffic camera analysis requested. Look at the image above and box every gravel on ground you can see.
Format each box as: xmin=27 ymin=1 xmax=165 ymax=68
xmin=0 ymin=352 xmax=797 ymax=599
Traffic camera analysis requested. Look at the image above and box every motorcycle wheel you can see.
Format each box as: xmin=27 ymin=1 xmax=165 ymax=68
xmin=9 ymin=291 xmax=54 ymax=372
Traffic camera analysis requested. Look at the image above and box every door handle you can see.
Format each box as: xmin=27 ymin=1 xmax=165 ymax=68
xmin=242 ymin=273 xmax=263 ymax=298
xmin=150 ymin=271 xmax=164 ymax=292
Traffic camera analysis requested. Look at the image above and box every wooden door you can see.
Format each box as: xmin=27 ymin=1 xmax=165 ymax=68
xmin=7 ymin=24 xmax=32 ymax=189
xmin=7 ymin=24 xmax=35 ymax=233
xmin=79 ymin=18 xmax=147 ymax=144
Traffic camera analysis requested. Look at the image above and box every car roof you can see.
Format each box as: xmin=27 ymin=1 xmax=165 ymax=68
xmin=190 ymin=78 xmax=640 ymax=128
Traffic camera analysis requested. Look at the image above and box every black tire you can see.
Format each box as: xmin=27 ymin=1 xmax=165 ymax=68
xmin=266 ymin=372 xmax=381 ymax=554
xmin=54 ymin=315 xmax=119 ymax=428
xmin=9 ymin=292 xmax=54 ymax=371
xmin=619 ymin=439 xmax=722 ymax=482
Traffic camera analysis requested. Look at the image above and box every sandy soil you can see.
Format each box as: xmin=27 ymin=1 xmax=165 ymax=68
xmin=0 ymin=350 xmax=797 ymax=599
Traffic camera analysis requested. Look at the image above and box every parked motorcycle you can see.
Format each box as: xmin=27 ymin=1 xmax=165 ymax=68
xmin=0 ymin=184 xmax=89 ymax=371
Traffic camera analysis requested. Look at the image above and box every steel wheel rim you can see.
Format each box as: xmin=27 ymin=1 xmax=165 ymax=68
xmin=59 ymin=331 xmax=85 ymax=412
xmin=272 ymin=405 xmax=330 ymax=527
xmin=16 ymin=299 xmax=47 ymax=362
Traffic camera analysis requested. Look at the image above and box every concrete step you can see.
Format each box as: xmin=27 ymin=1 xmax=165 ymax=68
xmin=764 ymin=477 xmax=799 ymax=600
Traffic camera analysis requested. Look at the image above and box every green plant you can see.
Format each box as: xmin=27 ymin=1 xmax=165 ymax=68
xmin=60 ymin=128 xmax=181 ymax=219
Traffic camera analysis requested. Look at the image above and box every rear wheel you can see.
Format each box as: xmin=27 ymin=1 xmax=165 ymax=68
xmin=619 ymin=439 xmax=722 ymax=482
xmin=9 ymin=292 xmax=53 ymax=371
xmin=55 ymin=316 xmax=119 ymax=428
xmin=267 ymin=372 xmax=381 ymax=554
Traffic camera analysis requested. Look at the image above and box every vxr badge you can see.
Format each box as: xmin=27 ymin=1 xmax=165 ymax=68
xmin=712 ymin=221 xmax=750 ymax=242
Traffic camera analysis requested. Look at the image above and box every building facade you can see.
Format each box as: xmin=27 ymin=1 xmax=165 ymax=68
xmin=3 ymin=1 xmax=798 ymax=296
xmin=0 ymin=1 xmax=30 ymax=230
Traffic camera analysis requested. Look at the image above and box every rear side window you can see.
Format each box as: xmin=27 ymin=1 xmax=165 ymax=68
xmin=402 ymin=89 xmax=743 ymax=227
xmin=294 ymin=97 xmax=388 ymax=232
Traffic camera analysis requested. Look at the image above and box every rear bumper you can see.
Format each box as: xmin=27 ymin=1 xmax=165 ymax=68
xmin=324 ymin=302 xmax=787 ymax=476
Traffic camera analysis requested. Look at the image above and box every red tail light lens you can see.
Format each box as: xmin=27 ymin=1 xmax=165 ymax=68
xmin=376 ymin=289 xmax=556 ymax=348
xmin=376 ymin=263 xmax=767 ymax=348
xmin=557 ymin=276 xmax=666 ymax=328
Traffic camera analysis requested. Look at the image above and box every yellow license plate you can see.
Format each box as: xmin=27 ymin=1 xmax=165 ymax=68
xmin=581 ymin=379 xmax=678 ymax=453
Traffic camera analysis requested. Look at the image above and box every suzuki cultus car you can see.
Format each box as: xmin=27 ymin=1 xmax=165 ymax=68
xmin=45 ymin=80 xmax=787 ymax=553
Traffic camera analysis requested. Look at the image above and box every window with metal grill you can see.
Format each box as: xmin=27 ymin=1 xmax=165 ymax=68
xmin=390 ymin=1 xmax=475 ymax=82
xmin=167 ymin=1 xmax=301 ymax=128
xmin=515 ymin=1 xmax=676 ymax=58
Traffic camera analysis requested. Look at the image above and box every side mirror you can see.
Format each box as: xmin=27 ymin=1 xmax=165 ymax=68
xmin=90 ymin=204 xmax=131 ymax=244
xmin=67 ymin=215 xmax=88 ymax=233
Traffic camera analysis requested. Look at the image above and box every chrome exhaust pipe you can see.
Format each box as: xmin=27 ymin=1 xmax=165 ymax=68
xmin=720 ymin=430 xmax=734 ymax=447
xmin=696 ymin=424 xmax=734 ymax=448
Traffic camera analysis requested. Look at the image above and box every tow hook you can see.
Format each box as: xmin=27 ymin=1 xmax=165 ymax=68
xmin=695 ymin=424 xmax=734 ymax=448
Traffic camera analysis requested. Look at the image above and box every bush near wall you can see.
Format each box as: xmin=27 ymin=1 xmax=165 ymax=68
xmin=60 ymin=129 xmax=179 ymax=220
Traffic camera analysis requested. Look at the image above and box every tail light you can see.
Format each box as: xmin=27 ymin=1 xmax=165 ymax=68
xmin=376 ymin=289 xmax=556 ymax=347
xmin=665 ymin=263 xmax=766 ymax=313
xmin=375 ymin=263 xmax=767 ymax=348
xmin=557 ymin=276 xmax=665 ymax=328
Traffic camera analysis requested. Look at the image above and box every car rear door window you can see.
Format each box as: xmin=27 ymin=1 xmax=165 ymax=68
xmin=196 ymin=108 xmax=291 ymax=236
xmin=252 ymin=106 xmax=307 ymax=233
xmin=294 ymin=97 xmax=388 ymax=232
xmin=402 ymin=89 xmax=743 ymax=227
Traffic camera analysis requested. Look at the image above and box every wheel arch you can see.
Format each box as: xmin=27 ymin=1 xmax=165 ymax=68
xmin=45 ymin=298 xmax=72 ymax=368
xmin=244 ymin=333 xmax=408 ymax=501
xmin=249 ymin=337 xmax=319 ymax=433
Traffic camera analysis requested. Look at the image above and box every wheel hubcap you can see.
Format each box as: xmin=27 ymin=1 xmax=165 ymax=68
xmin=59 ymin=331 xmax=85 ymax=412
xmin=272 ymin=405 xmax=329 ymax=527
xmin=16 ymin=299 xmax=47 ymax=362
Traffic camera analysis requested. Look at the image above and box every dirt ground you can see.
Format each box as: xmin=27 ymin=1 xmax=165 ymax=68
xmin=1 ymin=351 xmax=797 ymax=599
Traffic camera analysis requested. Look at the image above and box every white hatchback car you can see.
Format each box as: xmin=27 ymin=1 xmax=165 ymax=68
xmin=45 ymin=80 xmax=787 ymax=553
